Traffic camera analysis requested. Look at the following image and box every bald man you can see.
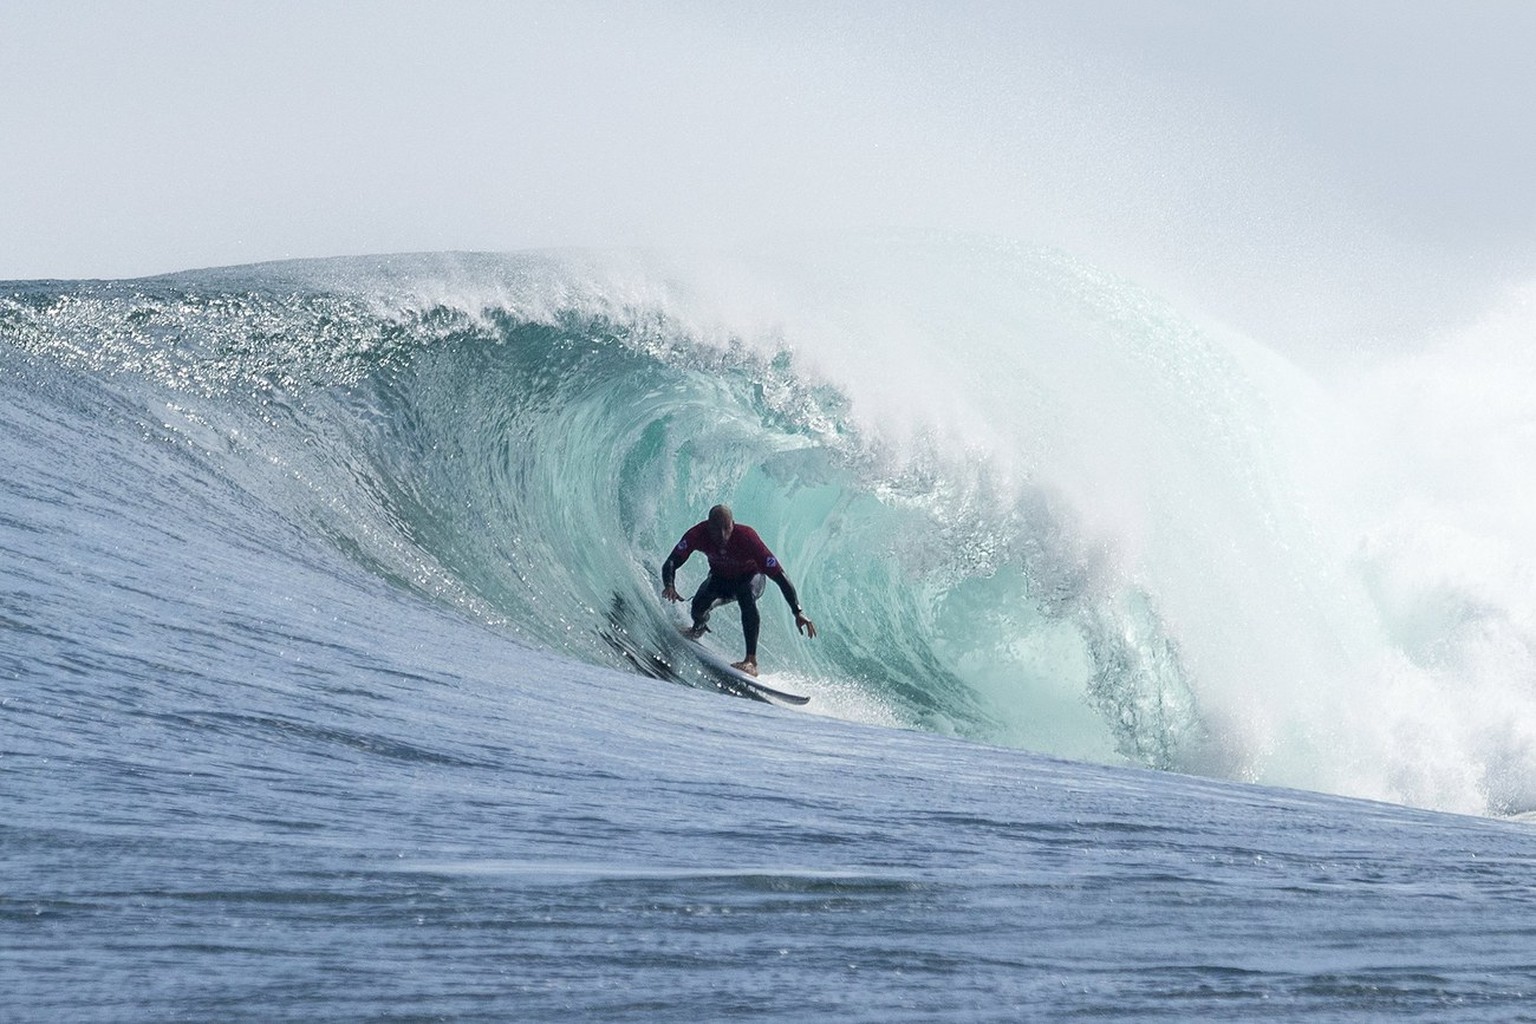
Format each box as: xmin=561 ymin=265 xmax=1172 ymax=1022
xmin=661 ymin=504 xmax=816 ymax=676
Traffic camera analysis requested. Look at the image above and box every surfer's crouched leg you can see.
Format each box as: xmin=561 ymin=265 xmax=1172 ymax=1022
xmin=738 ymin=584 xmax=761 ymax=659
xmin=694 ymin=574 xmax=762 ymax=663
xmin=689 ymin=576 xmax=728 ymax=635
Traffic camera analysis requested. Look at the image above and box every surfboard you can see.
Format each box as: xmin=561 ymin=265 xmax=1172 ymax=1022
xmin=678 ymin=630 xmax=810 ymax=706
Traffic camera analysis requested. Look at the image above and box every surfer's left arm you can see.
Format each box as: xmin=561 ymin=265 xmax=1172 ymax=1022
xmin=769 ymin=571 xmax=817 ymax=639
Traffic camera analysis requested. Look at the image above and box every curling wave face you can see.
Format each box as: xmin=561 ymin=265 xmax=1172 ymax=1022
xmin=7 ymin=240 xmax=1535 ymax=815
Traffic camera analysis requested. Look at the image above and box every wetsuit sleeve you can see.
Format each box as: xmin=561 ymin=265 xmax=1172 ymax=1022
xmin=749 ymin=530 xmax=803 ymax=614
xmin=661 ymin=544 xmax=690 ymax=588
xmin=771 ymin=572 xmax=803 ymax=616
xmin=661 ymin=525 xmax=701 ymax=588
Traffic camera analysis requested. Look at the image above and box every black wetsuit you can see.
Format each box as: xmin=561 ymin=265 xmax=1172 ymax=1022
xmin=661 ymin=521 xmax=802 ymax=659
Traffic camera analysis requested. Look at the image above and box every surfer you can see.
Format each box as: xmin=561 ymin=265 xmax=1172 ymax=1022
xmin=661 ymin=504 xmax=816 ymax=676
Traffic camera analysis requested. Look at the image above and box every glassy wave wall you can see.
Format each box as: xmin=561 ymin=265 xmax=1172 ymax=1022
xmin=7 ymin=239 xmax=1533 ymax=816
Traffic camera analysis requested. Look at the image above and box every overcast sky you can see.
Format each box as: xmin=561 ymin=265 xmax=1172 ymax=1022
xmin=4 ymin=0 xmax=1533 ymax=351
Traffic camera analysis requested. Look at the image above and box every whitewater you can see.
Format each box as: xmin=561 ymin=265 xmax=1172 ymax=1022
xmin=5 ymin=239 xmax=1536 ymax=1020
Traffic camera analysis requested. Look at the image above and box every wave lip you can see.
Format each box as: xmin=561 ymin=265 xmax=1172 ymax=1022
xmin=8 ymin=241 xmax=1536 ymax=817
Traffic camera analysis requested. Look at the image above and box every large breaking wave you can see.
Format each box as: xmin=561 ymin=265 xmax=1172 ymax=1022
xmin=6 ymin=237 xmax=1534 ymax=816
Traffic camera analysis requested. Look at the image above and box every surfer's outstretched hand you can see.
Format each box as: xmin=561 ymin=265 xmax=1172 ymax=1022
xmin=662 ymin=585 xmax=683 ymax=602
xmin=795 ymin=612 xmax=818 ymax=639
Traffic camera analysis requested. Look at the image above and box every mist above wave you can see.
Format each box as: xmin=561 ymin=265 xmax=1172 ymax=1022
xmin=7 ymin=240 xmax=1535 ymax=816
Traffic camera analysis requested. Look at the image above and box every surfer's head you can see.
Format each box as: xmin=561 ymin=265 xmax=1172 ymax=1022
xmin=707 ymin=504 xmax=734 ymax=545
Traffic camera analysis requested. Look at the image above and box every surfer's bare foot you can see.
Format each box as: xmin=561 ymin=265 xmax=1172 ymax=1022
xmin=731 ymin=658 xmax=758 ymax=677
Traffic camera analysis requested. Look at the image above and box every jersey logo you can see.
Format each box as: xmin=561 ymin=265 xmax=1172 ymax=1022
xmin=675 ymin=539 xmax=689 ymax=552
xmin=765 ymin=556 xmax=779 ymax=569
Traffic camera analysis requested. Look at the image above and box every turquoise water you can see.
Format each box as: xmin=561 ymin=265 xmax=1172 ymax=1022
xmin=5 ymin=245 xmax=1536 ymax=1019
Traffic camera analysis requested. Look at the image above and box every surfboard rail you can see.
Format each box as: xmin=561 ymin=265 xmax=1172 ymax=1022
xmin=678 ymin=630 xmax=810 ymax=705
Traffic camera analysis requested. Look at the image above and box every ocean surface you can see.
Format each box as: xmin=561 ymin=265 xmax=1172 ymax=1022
xmin=5 ymin=240 xmax=1535 ymax=1021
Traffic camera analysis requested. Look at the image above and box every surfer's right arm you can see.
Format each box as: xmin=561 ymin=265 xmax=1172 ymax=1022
xmin=661 ymin=537 xmax=692 ymax=602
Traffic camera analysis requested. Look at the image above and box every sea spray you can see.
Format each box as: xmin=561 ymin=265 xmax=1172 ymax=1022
xmin=8 ymin=241 xmax=1535 ymax=815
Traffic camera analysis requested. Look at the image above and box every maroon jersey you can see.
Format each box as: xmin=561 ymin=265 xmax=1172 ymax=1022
xmin=670 ymin=522 xmax=785 ymax=582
